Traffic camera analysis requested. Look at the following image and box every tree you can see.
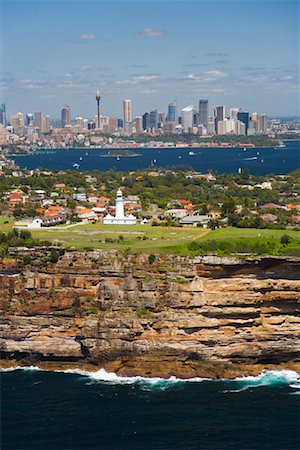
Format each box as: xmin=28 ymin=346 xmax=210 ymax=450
xmin=280 ymin=234 xmax=291 ymax=245
xmin=222 ymin=197 xmax=236 ymax=216
xmin=148 ymin=254 xmax=156 ymax=264
xmin=49 ymin=249 xmax=59 ymax=263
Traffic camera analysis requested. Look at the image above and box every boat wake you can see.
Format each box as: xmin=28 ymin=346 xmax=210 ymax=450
xmin=1 ymin=367 xmax=299 ymax=391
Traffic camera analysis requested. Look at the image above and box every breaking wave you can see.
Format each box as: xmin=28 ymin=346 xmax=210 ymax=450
xmin=224 ymin=370 xmax=300 ymax=392
xmin=1 ymin=366 xmax=299 ymax=390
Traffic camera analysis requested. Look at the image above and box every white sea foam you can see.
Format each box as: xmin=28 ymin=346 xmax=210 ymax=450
xmin=1 ymin=366 xmax=299 ymax=390
xmin=53 ymin=367 xmax=205 ymax=388
xmin=228 ymin=370 xmax=300 ymax=392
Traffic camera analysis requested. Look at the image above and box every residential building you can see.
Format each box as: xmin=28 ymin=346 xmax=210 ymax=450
xmin=123 ymin=99 xmax=132 ymax=134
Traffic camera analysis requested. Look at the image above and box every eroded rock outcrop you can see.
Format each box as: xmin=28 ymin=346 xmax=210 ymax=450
xmin=0 ymin=250 xmax=299 ymax=378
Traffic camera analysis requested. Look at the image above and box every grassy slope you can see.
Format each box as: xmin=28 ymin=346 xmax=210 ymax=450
xmin=28 ymin=223 xmax=300 ymax=255
xmin=0 ymin=217 xmax=14 ymax=232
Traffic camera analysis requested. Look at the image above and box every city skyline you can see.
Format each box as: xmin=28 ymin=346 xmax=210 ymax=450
xmin=1 ymin=0 xmax=299 ymax=118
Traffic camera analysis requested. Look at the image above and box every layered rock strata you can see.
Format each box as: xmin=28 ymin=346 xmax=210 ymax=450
xmin=1 ymin=251 xmax=299 ymax=378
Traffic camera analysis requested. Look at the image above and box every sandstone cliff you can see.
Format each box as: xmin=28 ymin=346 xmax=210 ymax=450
xmin=1 ymin=250 xmax=299 ymax=378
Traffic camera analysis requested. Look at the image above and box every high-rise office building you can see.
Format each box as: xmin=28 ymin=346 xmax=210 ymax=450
xmin=34 ymin=111 xmax=44 ymax=130
xmin=198 ymin=99 xmax=208 ymax=128
xmin=26 ymin=113 xmax=34 ymax=126
xmin=142 ymin=112 xmax=150 ymax=131
xmin=181 ymin=105 xmax=194 ymax=133
xmin=16 ymin=112 xmax=24 ymax=127
xmin=61 ymin=105 xmax=71 ymax=128
xmin=135 ymin=116 xmax=143 ymax=133
xmin=167 ymin=101 xmax=177 ymax=122
xmin=123 ymin=99 xmax=132 ymax=133
xmin=213 ymin=106 xmax=225 ymax=134
xmin=229 ymin=107 xmax=241 ymax=121
xmin=43 ymin=115 xmax=51 ymax=133
xmin=193 ymin=112 xmax=199 ymax=127
xmin=10 ymin=114 xmax=22 ymax=131
xmin=0 ymin=103 xmax=6 ymax=125
xmin=96 ymin=90 xmax=101 ymax=129
xmin=237 ymin=111 xmax=249 ymax=135
xmin=149 ymin=110 xmax=158 ymax=130
xmin=258 ymin=113 xmax=267 ymax=134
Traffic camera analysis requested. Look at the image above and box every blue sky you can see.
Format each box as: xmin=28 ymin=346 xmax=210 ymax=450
xmin=1 ymin=0 xmax=299 ymax=119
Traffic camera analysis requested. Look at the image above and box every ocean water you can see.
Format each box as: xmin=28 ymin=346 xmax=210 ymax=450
xmin=13 ymin=140 xmax=300 ymax=175
xmin=1 ymin=367 xmax=299 ymax=449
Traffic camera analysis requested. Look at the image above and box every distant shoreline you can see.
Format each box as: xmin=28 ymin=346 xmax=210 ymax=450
xmin=10 ymin=144 xmax=287 ymax=156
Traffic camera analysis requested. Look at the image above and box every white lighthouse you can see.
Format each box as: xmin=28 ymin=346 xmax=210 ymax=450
xmin=103 ymin=189 xmax=136 ymax=225
xmin=115 ymin=189 xmax=125 ymax=219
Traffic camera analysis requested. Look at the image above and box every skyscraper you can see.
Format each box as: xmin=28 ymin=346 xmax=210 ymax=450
xmin=213 ymin=106 xmax=225 ymax=134
xmin=142 ymin=112 xmax=150 ymax=131
xmin=230 ymin=107 xmax=241 ymax=121
xmin=26 ymin=113 xmax=34 ymax=126
xmin=258 ymin=113 xmax=267 ymax=134
xmin=198 ymin=99 xmax=208 ymax=128
xmin=34 ymin=111 xmax=44 ymax=130
xmin=43 ymin=115 xmax=51 ymax=133
xmin=149 ymin=110 xmax=158 ymax=130
xmin=167 ymin=101 xmax=177 ymax=122
xmin=135 ymin=116 xmax=143 ymax=133
xmin=96 ymin=90 xmax=101 ymax=129
xmin=61 ymin=105 xmax=71 ymax=128
xmin=181 ymin=105 xmax=194 ymax=133
xmin=237 ymin=111 xmax=249 ymax=135
xmin=123 ymin=99 xmax=132 ymax=134
xmin=0 ymin=104 xmax=6 ymax=125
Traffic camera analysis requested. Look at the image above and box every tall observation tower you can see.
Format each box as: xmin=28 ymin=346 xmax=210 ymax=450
xmin=96 ymin=90 xmax=101 ymax=129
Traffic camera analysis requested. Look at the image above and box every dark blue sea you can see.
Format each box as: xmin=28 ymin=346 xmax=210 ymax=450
xmin=13 ymin=140 xmax=300 ymax=175
xmin=1 ymin=367 xmax=299 ymax=449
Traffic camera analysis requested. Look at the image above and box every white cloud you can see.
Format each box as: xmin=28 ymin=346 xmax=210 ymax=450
xmin=140 ymin=28 xmax=166 ymax=37
xmin=140 ymin=89 xmax=157 ymax=95
xmin=186 ymin=70 xmax=228 ymax=83
xmin=132 ymin=75 xmax=160 ymax=81
xmin=80 ymin=34 xmax=96 ymax=40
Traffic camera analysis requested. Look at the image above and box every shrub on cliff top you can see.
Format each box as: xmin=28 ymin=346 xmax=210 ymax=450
xmin=148 ymin=254 xmax=156 ymax=264
xmin=135 ymin=307 xmax=151 ymax=318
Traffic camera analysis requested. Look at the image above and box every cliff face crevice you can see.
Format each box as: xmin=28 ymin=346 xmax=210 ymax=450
xmin=0 ymin=251 xmax=299 ymax=378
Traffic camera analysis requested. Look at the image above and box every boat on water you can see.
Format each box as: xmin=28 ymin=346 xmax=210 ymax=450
xmin=188 ymin=151 xmax=195 ymax=156
xmin=79 ymin=157 xmax=83 ymax=161
xmin=276 ymin=141 xmax=286 ymax=148
xmin=85 ymin=152 xmax=88 ymax=156
xmin=116 ymin=157 xmax=120 ymax=161
xmin=73 ymin=163 xmax=80 ymax=169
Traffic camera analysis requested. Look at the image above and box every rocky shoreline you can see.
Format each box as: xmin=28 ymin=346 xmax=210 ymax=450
xmin=1 ymin=250 xmax=300 ymax=379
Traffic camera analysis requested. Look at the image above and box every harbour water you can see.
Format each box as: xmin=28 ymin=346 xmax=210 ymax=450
xmin=1 ymin=367 xmax=299 ymax=449
xmin=13 ymin=141 xmax=300 ymax=176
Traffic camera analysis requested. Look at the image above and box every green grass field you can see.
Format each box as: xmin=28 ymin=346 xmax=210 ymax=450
xmin=29 ymin=223 xmax=209 ymax=252
xmin=0 ymin=217 xmax=14 ymax=232
xmin=27 ymin=223 xmax=300 ymax=255
xmin=200 ymin=227 xmax=300 ymax=241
